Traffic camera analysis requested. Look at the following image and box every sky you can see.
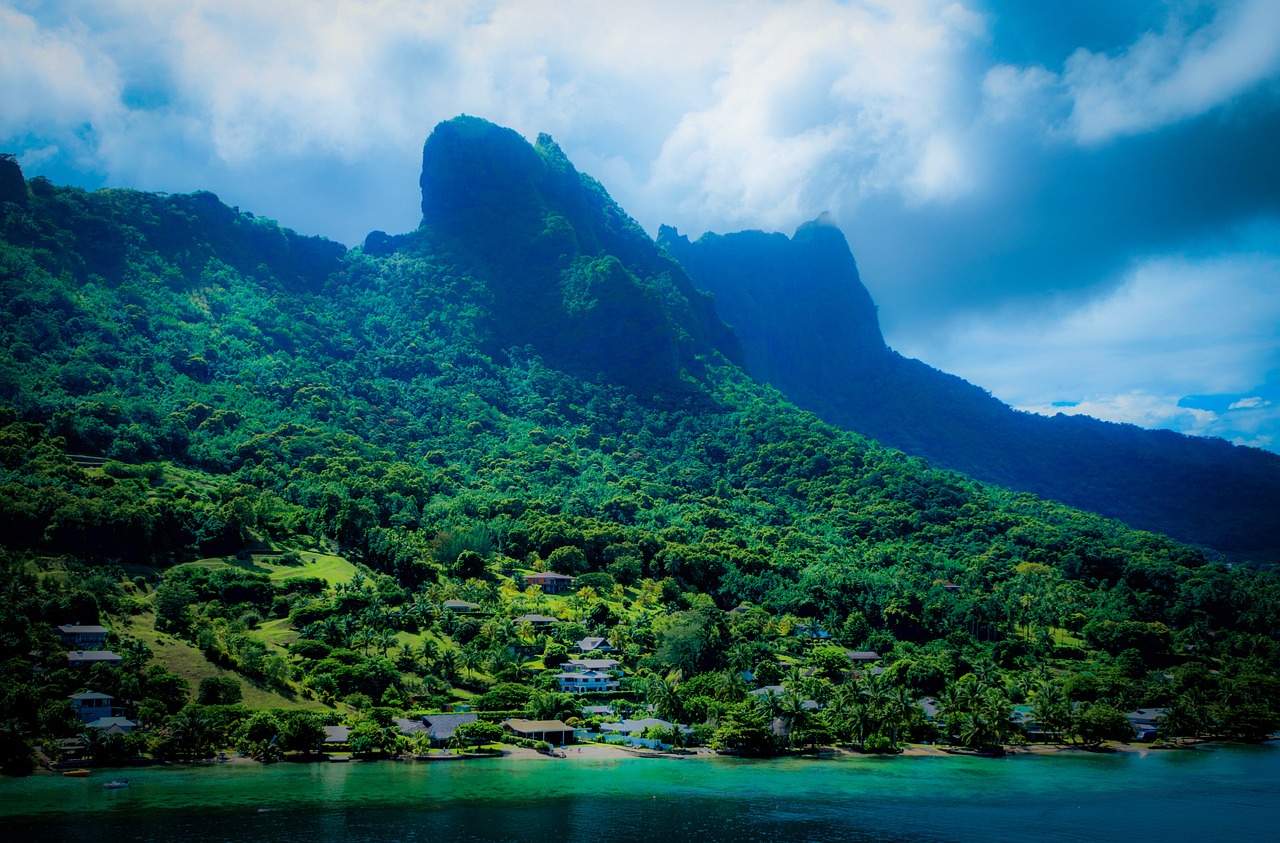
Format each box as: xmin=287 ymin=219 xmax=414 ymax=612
xmin=3 ymin=0 xmax=1279 ymax=451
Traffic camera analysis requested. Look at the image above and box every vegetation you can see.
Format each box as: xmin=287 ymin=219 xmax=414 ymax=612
xmin=0 ymin=122 xmax=1277 ymax=774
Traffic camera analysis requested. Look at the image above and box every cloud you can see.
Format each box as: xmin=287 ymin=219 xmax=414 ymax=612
xmin=900 ymin=242 xmax=1280 ymax=447
xmin=1062 ymin=0 xmax=1280 ymax=143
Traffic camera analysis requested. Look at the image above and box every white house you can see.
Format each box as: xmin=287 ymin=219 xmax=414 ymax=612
xmin=554 ymin=669 xmax=619 ymax=694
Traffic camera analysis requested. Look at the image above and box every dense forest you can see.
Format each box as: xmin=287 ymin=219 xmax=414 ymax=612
xmin=660 ymin=223 xmax=1280 ymax=559
xmin=0 ymin=120 xmax=1277 ymax=774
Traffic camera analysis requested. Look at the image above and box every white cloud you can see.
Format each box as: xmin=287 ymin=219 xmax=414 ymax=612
xmin=901 ymin=244 xmax=1280 ymax=441
xmin=1056 ymin=1 xmax=1280 ymax=144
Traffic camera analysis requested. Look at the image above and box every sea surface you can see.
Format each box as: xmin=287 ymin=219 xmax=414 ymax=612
xmin=2 ymin=744 xmax=1277 ymax=842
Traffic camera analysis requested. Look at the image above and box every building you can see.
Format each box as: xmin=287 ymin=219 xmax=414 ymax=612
xmin=565 ymin=658 xmax=621 ymax=674
xmin=844 ymin=650 xmax=881 ymax=663
xmin=85 ymin=716 xmax=137 ymax=735
xmin=555 ymin=669 xmax=619 ymax=694
xmin=1126 ymin=708 xmax=1168 ymax=741
xmin=57 ymin=624 xmax=109 ymax=649
xmin=442 ymin=600 xmax=480 ymax=613
xmin=523 ymin=572 xmax=577 ymax=594
xmin=575 ymin=636 xmax=614 ymax=654
xmin=503 ymin=718 xmax=574 ymax=745
xmin=67 ymin=650 xmax=122 ymax=668
xmin=423 ymin=713 xmax=479 ymax=747
xmin=68 ymin=691 xmax=116 ymax=724
xmin=513 ymin=614 xmax=559 ymax=627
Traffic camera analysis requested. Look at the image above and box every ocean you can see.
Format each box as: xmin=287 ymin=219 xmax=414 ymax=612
xmin=3 ymin=744 xmax=1277 ymax=842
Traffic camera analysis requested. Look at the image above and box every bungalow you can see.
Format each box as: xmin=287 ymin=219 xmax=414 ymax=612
xmin=67 ymin=650 xmax=122 ymax=668
xmin=523 ymin=572 xmax=577 ymax=594
xmin=423 ymin=713 xmax=478 ymax=747
xmin=555 ymin=669 xmax=619 ymax=694
xmin=575 ymin=636 xmax=614 ymax=654
xmin=582 ymin=705 xmax=614 ymax=717
xmin=565 ymin=658 xmax=621 ymax=675
xmin=844 ymin=650 xmax=881 ymax=664
xmin=86 ymin=716 xmax=137 ymax=735
xmin=504 ymin=718 xmax=574 ymax=746
xmin=69 ymin=691 xmax=116 ymax=724
xmin=513 ymin=614 xmax=559 ymax=627
xmin=394 ymin=718 xmax=428 ymax=737
xmin=323 ymin=725 xmax=350 ymax=747
xmin=57 ymin=624 xmax=109 ymax=649
xmin=1126 ymin=707 xmax=1168 ymax=741
xmin=442 ymin=600 xmax=480 ymax=614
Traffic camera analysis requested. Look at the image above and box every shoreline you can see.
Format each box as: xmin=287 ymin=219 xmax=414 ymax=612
xmin=38 ymin=737 xmax=1239 ymax=775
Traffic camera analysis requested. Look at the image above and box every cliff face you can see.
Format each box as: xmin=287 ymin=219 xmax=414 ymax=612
xmin=667 ymin=217 xmax=1280 ymax=558
xmin=658 ymin=217 xmax=885 ymax=410
xmin=414 ymin=116 xmax=742 ymax=397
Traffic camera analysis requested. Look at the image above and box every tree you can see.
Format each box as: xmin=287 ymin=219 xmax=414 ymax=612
xmin=198 ymin=676 xmax=243 ymax=706
xmin=1071 ymin=703 xmax=1132 ymax=748
xmin=710 ymin=702 xmax=777 ymax=756
xmin=453 ymin=720 xmax=504 ymax=747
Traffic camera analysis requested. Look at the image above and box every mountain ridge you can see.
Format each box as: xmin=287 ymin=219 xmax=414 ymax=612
xmin=661 ymin=220 xmax=1280 ymax=559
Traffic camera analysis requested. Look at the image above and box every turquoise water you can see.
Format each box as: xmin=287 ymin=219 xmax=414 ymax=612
xmin=2 ymin=745 xmax=1278 ymax=842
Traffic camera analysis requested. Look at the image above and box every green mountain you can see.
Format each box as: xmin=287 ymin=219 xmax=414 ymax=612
xmin=660 ymin=221 xmax=1280 ymax=560
xmin=0 ymin=124 xmax=1276 ymax=772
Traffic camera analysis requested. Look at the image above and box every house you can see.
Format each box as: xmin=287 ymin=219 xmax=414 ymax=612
xmin=67 ymin=650 xmax=122 ymax=668
xmin=86 ymin=716 xmax=137 ymax=735
xmin=598 ymin=717 xmax=692 ymax=737
xmin=582 ymin=705 xmax=614 ymax=717
xmin=555 ymin=669 xmax=619 ymax=694
xmin=394 ymin=718 xmax=428 ymax=737
xmin=1126 ymin=708 xmax=1168 ymax=741
xmin=523 ymin=572 xmax=577 ymax=595
xmin=565 ymin=658 xmax=621 ymax=674
xmin=323 ymin=725 xmax=350 ymax=746
xmin=57 ymin=624 xmax=109 ymax=649
xmin=844 ymin=650 xmax=881 ymax=664
xmin=442 ymin=600 xmax=480 ymax=613
xmin=917 ymin=697 xmax=941 ymax=722
xmin=933 ymin=579 xmax=962 ymax=593
xmin=503 ymin=718 xmax=574 ymax=745
xmin=69 ymin=691 xmax=116 ymax=724
xmin=513 ymin=614 xmax=559 ymax=627
xmin=423 ymin=713 xmax=478 ymax=746
xmin=575 ymin=636 xmax=614 ymax=653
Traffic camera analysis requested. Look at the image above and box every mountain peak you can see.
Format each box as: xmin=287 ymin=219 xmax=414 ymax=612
xmin=415 ymin=116 xmax=742 ymax=395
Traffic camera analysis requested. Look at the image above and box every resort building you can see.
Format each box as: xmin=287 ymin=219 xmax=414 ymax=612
xmin=68 ymin=690 xmax=116 ymax=723
xmin=57 ymin=624 xmax=109 ymax=649
xmin=554 ymin=669 xmax=619 ymax=694
xmin=503 ymin=718 xmax=574 ymax=745
xmin=67 ymin=650 xmax=122 ymax=668
xmin=575 ymin=636 xmax=613 ymax=653
xmin=523 ymin=572 xmax=577 ymax=594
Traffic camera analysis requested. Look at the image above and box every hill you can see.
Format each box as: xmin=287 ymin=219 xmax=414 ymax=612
xmin=659 ymin=220 xmax=1280 ymax=560
xmin=0 ymin=124 xmax=1276 ymax=772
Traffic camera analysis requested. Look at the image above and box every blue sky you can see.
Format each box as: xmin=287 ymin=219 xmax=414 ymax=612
xmin=3 ymin=0 xmax=1279 ymax=451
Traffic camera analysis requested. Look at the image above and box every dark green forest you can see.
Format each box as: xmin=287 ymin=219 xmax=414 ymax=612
xmin=660 ymin=223 xmax=1280 ymax=559
xmin=0 ymin=120 xmax=1277 ymax=773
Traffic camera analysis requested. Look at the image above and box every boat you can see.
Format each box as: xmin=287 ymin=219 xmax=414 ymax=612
xmin=61 ymin=769 xmax=90 ymax=778
xmin=103 ymin=780 xmax=129 ymax=789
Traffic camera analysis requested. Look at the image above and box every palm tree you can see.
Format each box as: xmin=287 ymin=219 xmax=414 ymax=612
xmin=647 ymin=676 xmax=682 ymax=723
xmin=1030 ymin=679 xmax=1069 ymax=741
xmin=458 ymin=645 xmax=482 ymax=679
xmin=780 ymin=694 xmax=811 ymax=750
xmin=374 ymin=628 xmax=397 ymax=657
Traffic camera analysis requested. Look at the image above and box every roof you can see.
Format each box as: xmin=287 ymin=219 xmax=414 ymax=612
xmin=514 ymin=614 xmax=559 ymax=624
xmin=504 ymin=718 xmax=572 ymax=733
xmin=845 ymin=650 xmax=881 ymax=661
xmin=58 ymin=625 xmax=109 ymax=634
xmin=68 ymin=691 xmax=114 ymax=701
xmin=525 ymin=572 xmax=576 ymax=581
xmin=749 ymin=685 xmax=786 ymax=696
xmin=86 ymin=716 xmax=136 ymax=730
xmin=442 ymin=600 xmax=479 ymax=609
xmin=323 ymin=725 xmax=350 ymax=743
xmin=565 ymin=658 xmax=619 ymax=670
xmin=582 ymin=705 xmax=614 ymax=716
xmin=576 ymin=637 xmax=611 ymax=651
xmin=394 ymin=718 xmax=427 ymax=735
xmin=424 ymin=713 xmax=478 ymax=740
xmin=67 ymin=650 xmax=121 ymax=662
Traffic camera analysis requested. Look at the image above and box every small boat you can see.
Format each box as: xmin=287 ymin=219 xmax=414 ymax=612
xmin=61 ymin=769 xmax=90 ymax=778
xmin=104 ymin=780 xmax=129 ymax=789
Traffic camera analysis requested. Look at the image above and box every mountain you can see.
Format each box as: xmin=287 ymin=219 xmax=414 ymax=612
xmin=1 ymin=120 xmax=1278 ymax=773
xmin=660 ymin=221 xmax=1280 ymax=561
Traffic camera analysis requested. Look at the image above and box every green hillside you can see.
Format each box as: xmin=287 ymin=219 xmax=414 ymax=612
xmin=0 ymin=125 xmax=1276 ymax=773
